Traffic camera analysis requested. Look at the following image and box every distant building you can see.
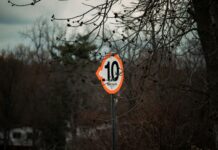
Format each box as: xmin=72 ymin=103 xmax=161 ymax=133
xmin=9 ymin=127 xmax=33 ymax=147
xmin=0 ymin=127 xmax=40 ymax=150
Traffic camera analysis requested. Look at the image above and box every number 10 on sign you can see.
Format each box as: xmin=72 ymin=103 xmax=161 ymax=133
xmin=96 ymin=53 xmax=124 ymax=94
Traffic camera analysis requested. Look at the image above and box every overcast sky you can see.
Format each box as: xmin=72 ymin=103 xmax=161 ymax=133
xmin=0 ymin=0 xmax=101 ymax=49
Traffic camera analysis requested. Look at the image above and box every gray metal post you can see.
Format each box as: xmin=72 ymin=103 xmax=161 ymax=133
xmin=111 ymin=94 xmax=116 ymax=150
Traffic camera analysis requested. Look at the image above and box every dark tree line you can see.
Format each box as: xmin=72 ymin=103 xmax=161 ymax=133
xmin=2 ymin=0 xmax=218 ymax=149
xmin=0 ymin=25 xmax=101 ymax=150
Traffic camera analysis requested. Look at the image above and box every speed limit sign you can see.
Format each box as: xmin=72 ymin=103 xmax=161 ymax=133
xmin=96 ymin=53 xmax=124 ymax=94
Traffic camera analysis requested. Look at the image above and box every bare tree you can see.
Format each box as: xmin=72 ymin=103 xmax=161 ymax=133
xmin=20 ymin=17 xmax=66 ymax=63
xmin=8 ymin=0 xmax=218 ymax=149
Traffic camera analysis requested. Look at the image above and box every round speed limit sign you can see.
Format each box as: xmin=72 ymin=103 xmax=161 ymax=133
xmin=96 ymin=53 xmax=124 ymax=94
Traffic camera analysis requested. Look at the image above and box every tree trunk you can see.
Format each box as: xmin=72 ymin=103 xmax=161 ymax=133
xmin=71 ymin=96 xmax=79 ymax=149
xmin=32 ymin=128 xmax=37 ymax=150
xmin=193 ymin=0 xmax=218 ymax=149
xmin=3 ymin=129 xmax=9 ymax=150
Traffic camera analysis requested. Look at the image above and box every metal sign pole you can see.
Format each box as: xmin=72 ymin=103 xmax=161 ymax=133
xmin=111 ymin=94 xmax=116 ymax=150
xmin=96 ymin=53 xmax=123 ymax=150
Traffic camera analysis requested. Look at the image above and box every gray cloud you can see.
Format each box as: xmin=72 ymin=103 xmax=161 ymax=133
xmin=0 ymin=1 xmax=33 ymax=25
xmin=0 ymin=0 xmax=94 ymax=25
xmin=0 ymin=0 xmax=101 ymax=49
xmin=0 ymin=17 xmax=31 ymax=25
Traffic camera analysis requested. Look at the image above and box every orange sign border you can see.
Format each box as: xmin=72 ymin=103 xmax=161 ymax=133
xmin=96 ymin=53 xmax=124 ymax=94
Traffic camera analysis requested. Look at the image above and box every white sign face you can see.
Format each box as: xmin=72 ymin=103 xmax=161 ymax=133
xmin=96 ymin=53 xmax=124 ymax=94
